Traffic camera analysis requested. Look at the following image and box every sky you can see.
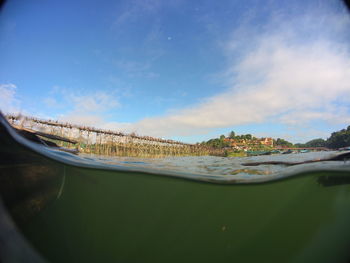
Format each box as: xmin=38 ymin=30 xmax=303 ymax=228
xmin=1 ymin=0 xmax=350 ymax=143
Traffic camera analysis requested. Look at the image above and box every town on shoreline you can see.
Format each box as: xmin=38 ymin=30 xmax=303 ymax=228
xmin=200 ymin=128 xmax=350 ymax=157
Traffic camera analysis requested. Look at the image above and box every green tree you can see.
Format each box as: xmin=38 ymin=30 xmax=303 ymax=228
xmin=304 ymin=138 xmax=326 ymax=148
xmin=326 ymin=126 xmax=350 ymax=149
xmin=275 ymin=138 xmax=294 ymax=147
xmin=204 ymin=137 xmax=230 ymax=148
xmin=245 ymin=134 xmax=252 ymax=140
xmin=229 ymin=131 xmax=236 ymax=139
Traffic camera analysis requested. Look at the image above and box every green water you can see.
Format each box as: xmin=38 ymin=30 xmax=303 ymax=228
xmin=17 ymin=165 xmax=350 ymax=263
xmin=1 ymin=115 xmax=350 ymax=262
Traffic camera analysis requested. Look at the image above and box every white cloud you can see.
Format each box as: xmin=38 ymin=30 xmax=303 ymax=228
xmin=70 ymin=92 xmax=120 ymax=112
xmin=0 ymin=83 xmax=21 ymax=114
xmin=43 ymin=86 xmax=121 ymax=126
xmin=114 ymin=7 xmax=350 ymax=138
xmin=59 ymin=113 xmax=106 ymax=127
xmin=60 ymin=93 xmax=120 ymax=126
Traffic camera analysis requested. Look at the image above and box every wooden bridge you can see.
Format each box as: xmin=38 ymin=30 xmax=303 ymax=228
xmin=6 ymin=114 xmax=189 ymax=145
xmin=6 ymin=114 xmax=224 ymax=157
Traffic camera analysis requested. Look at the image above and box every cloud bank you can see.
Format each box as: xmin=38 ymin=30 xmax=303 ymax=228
xmin=114 ymin=6 xmax=350 ymax=138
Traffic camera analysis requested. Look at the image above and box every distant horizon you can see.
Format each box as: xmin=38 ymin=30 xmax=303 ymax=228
xmin=4 ymin=112 xmax=346 ymax=145
xmin=1 ymin=0 xmax=350 ymax=144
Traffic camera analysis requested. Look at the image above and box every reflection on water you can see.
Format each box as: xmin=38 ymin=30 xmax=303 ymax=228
xmin=317 ymin=175 xmax=350 ymax=187
xmin=229 ymin=168 xmax=272 ymax=175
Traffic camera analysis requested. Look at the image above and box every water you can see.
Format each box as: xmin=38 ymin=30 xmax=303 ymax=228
xmin=80 ymin=151 xmax=350 ymax=180
xmin=1 ymin=115 xmax=350 ymax=263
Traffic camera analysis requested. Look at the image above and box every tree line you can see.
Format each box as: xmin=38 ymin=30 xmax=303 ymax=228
xmin=295 ymin=125 xmax=350 ymax=149
xmin=200 ymin=131 xmax=259 ymax=148
xmin=200 ymin=125 xmax=350 ymax=149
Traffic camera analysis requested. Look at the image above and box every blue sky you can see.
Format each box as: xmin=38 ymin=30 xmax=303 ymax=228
xmin=1 ymin=0 xmax=350 ymax=143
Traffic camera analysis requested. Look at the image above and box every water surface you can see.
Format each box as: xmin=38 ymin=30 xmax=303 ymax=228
xmin=81 ymin=151 xmax=350 ymax=180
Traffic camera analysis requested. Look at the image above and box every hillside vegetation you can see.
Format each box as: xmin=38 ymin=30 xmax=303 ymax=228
xmin=201 ymin=125 xmax=350 ymax=150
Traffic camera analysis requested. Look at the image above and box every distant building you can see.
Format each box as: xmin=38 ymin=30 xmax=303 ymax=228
xmin=260 ymin=137 xmax=274 ymax=147
xmin=224 ymin=137 xmax=274 ymax=149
